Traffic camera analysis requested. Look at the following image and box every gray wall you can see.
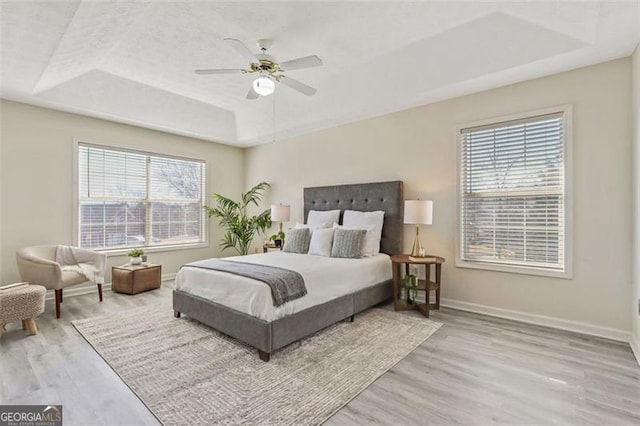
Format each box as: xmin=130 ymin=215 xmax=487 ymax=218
xmin=632 ymin=45 xmax=640 ymax=359
xmin=245 ymin=58 xmax=633 ymax=335
xmin=0 ymin=100 xmax=245 ymax=283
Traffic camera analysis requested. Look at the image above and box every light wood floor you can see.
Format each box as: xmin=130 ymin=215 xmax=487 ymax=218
xmin=1 ymin=285 xmax=639 ymax=425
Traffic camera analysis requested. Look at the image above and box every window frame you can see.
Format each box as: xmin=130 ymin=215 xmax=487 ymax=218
xmin=72 ymin=140 xmax=209 ymax=255
xmin=455 ymin=105 xmax=573 ymax=279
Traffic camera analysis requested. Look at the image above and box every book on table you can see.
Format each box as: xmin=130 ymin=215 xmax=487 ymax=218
xmin=408 ymin=256 xmax=438 ymax=263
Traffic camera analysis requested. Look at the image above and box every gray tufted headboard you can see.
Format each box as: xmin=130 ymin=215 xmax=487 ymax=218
xmin=303 ymin=181 xmax=404 ymax=255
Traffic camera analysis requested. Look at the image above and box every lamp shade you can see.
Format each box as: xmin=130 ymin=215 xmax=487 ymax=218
xmin=270 ymin=204 xmax=291 ymax=222
xmin=404 ymin=200 xmax=433 ymax=225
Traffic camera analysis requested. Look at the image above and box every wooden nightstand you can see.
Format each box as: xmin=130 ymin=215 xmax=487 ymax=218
xmin=112 ymin=264 xmax=162 ymax=295
xmin=391 ymin=254 xmax=445 ymax=318
xmin=263 ymin=243 xmax=283 ymax=253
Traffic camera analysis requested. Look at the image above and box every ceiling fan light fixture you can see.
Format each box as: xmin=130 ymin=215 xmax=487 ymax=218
xmin=252 ymin=75 xmax=275 ymax=96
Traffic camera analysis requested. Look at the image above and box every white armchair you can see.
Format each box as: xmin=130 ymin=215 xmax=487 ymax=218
xmin=16 ymin=245 xmax=106 ymax=318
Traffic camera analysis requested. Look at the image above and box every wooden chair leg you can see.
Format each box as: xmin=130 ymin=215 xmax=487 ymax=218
xmin=97 ymin=283 xmax=103 ymax=302
xmin=55 ymin=289 xmax=62 ymax=319
xmin=25 ymin=318 xmax=38 ymax=335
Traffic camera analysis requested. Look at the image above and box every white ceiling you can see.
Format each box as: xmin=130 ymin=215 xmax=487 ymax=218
xmin=1 ymin=1 xmax=639 ymax=147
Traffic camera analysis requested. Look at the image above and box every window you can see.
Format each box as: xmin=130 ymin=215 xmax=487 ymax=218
xmin=457 ymin=107 xmax=571 ymax=277
xmin=77 ymin=143 xmax=206 ymax=251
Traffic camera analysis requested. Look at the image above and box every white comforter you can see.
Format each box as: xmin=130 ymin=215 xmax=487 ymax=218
xmin=175 ymin=251 xmax=392 ymax=322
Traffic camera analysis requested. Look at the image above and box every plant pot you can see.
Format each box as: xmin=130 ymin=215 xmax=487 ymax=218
xmin=404 ymin=275 xmax=417 ymax=304
xmin=274 ymin=239 xmax=282 ymax=247
xmin=130 ymin=256 xmax=142 ymax=265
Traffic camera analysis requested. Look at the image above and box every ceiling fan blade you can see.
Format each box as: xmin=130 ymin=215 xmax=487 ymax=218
xmin=194 ymin=69 xmax=244 ymax=75
xmin=224 ymin=38 xmax=260 ymax=63
xmin=278 ymin=55 xmax=323 ymax=71
xmin=279 ymin=75 xmax=317 ymax=96
xmin=246 ymin=86 xmax=259 ymax=100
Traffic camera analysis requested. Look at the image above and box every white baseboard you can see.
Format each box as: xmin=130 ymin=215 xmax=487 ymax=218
xmin=44 ymin=279 xmax=636 ymax=352
xmin=631 ymin=333 xmax=640 ymax=366
xmin=44 ymin=272 xmax=176 ymax=301
xmin=161 ymin=273 xmax=177 ymax=285
xmin=441 ymin=298 xmax=631 ymax=343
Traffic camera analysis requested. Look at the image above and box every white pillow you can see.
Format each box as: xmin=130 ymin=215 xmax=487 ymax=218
xmin=342 ymin=210 xmax=385 ymax=255
xmin=295 ymin=222 xmax=312 ymax=232
xmin=333 ymin=222 xmax=376 ymax=257
xmin=295 ymin=222 xmax=331 ymax=234
xmin=307 ymin=210 xmax=340 ymax=228
xmin=308 ymin=227 xmax=335 ymax=257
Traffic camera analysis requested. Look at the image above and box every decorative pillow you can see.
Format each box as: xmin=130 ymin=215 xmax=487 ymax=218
xmin=283 ymin=228 xmax=311 ymax=254
xmin=307 ymin=210 xmax=340 ymax=228
xmin=331 ymin=228 xmax=367 ymax=258
xmin=294 ymin=222 xmax=331 ymax=235
xmin=334 ymin=222 xmax=377 ymax=257
xmin=295 ymin=222 xmax=312 ymax=234
xmin=343 ymin=210 xmax=385 ymax=256
xmin=308 ymin=228 xmax=334 ymax=257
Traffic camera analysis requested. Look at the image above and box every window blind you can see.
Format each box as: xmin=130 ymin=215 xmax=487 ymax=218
xmin=78 ymin=144 xmax=205 ymax=250
xmin=459 ymin=112 xmax=566 ymax=271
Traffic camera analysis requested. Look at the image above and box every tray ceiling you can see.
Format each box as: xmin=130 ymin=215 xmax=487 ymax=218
xmin=1 ymin=1 xmax=639 ymax=147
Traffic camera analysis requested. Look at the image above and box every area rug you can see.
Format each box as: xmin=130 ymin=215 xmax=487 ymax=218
xmin=73 ymin=306 xmax=441 ymax=425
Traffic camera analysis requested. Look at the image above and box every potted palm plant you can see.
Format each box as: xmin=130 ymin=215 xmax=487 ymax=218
xmin=205 ymin=182 xmax=272 ymax=255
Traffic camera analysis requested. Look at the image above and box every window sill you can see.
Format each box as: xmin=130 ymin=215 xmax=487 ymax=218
xmin=99 ymin=242 xmax=209 ymax=257
xmin=456 ymin=258 xmax=572 ymax=279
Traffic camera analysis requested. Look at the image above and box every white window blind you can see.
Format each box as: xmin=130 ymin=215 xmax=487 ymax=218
xmin=459 ymin=112 xmax=566 ymax=273
xmin=78 ymin=143 xmax=205 ymax=250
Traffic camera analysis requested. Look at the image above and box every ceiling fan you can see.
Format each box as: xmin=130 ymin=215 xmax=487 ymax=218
xmin=195 ymin=38 xmax=322 ymax=99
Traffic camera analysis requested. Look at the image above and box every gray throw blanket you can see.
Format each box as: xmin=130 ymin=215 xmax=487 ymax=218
xmin=182 ymin=259 xmax=307 ymax=307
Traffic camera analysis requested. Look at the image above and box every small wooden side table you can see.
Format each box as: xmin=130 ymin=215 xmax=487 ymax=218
xmin=112 ymin=264 xmax=162 ymax=295
xmin=263 ymin=243 xmax=283 ymax=253
xmin=391 ymin=254 xmax=445 ymax=318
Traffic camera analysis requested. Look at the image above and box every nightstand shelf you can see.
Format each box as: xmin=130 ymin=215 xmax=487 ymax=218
xmin=416 ymin=279 xmax=439 ymax=291
xmin=391 ymin=254 xmax=445 ymax=318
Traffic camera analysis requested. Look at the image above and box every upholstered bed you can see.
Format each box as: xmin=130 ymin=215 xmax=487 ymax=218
xmin=172 ymin=180 xmax=404 ymax=361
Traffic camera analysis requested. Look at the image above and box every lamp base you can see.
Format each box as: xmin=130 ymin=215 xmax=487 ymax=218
xmin=279 ymin=222 xmax=285 ymax=246
xmin=410 ymin=225 xmax=424 ymax=257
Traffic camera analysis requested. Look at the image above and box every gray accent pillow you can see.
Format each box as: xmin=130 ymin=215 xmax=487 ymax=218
xmin=331 ymin=228 xmax=367 ymax=258
xmin=283 ymin=228 xmax=311 ymax=254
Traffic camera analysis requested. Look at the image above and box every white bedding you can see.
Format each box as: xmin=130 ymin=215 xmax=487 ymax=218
xmin=175 ymin=251 xmax=392 ymax=322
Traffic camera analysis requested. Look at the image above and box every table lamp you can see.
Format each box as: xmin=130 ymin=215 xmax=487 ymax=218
xmin=270 ymin=203 xmax=291 ymax=237
xmin=404 ymin=200 xmax=433 ymax=257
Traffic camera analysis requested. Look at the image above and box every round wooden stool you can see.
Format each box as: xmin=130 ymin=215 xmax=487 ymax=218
xmin=0 ymin=284 xmax=46 ymax=335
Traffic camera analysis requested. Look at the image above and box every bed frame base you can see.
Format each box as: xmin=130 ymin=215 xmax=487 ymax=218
xmin=173 ymin=279 xmax=392 ymax=362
